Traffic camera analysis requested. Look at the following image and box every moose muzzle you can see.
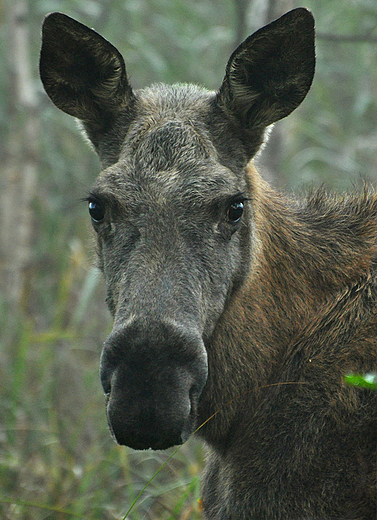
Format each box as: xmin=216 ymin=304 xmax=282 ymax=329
xmin=100 ymin=318 xmax=208 ymax=450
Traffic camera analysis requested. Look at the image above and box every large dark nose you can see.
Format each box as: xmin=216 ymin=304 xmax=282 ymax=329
xmin=100 ymin=318 xmax=208 ymax=450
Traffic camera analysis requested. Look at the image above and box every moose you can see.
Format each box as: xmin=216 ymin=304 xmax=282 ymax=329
xmin=40 ymin=8 xmax=376 ymax=519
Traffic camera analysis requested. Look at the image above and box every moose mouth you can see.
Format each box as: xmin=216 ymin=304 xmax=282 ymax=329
xmin=104 ymin=379 xmax=201 ymax=450
xmin=100 ymin=319 xmax=208 ymax=450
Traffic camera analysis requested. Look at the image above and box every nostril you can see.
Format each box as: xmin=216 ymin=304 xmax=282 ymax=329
xmin=101 ymin=370 xmax=112 ymax=394
xmin=100 ymin=359 xmax=113 ymax=397
xmin=101 ymin=375 xmax=111 ymax=397
xmin=100 ymin=340 xmax=120 ymax=397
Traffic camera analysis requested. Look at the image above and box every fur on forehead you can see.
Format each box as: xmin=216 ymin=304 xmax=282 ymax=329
xmin=135 ymin=83 xmax=215 ymax=118
xmin=116 ymin=84 xmax=221 ymax=173
xmin=94 ymin=155 xmax=246 ymax=206
xmin=94 ymin=83 xmax=250 ymax=201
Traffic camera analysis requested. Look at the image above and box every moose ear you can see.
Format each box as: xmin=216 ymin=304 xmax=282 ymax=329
xmin=39 ymin=13 xmax=133 ymax=132
xmin=217 ymin=8 xmax=315 ymax=131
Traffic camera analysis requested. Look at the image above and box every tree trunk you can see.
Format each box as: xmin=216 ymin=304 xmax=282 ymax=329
xmin=1 ymin=0 xmax=39 ymax=317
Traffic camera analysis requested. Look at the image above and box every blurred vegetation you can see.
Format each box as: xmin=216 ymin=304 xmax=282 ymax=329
xmin=0 ymin=0 xmax=377 ymax=518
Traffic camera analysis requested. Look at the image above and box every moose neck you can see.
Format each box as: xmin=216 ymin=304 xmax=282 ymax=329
xmin=197 ymin=162 xmax=377 ymax=451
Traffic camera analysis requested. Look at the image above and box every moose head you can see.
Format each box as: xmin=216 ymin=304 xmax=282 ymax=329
xmin=40 ymin=8 xmax=315 ymax=451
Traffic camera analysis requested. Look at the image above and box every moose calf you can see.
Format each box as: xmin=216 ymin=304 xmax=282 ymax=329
xmin=40 ymin=8 xmax=377 ymax=519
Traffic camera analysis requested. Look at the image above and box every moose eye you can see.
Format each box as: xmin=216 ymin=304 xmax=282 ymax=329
xmin=88 ymin=200 xmax=105 ymax=222
xmin=227 ymin=201 xmax=244 ymax=223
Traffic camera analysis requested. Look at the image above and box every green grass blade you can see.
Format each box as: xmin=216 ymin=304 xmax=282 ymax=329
xmin=0 ymin=497 xmax=89 ymax=519
xmin=121 ymin=445 xmax=183 ymax=519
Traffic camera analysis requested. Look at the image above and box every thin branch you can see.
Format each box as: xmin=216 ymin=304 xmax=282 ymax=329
xmin=316 ymin=31 xmax=377 ymax=44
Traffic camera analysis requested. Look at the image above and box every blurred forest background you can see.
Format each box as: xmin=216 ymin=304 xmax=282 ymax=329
xmin=1 ymin=0 xmax=377 ymax=518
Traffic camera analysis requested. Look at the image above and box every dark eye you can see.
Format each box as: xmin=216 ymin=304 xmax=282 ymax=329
xmin=88 ymin=200 xmax=105 ymax=222
xmin=227 ymin=201 xmax=244 ymax=223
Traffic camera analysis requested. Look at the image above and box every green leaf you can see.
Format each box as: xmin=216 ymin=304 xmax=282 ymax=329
xmin=344 ymin=373 xmax=377 ymax=390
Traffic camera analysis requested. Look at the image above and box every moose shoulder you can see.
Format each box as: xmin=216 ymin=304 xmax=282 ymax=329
xmin=40 ymin=8 xmax=377 ymax=519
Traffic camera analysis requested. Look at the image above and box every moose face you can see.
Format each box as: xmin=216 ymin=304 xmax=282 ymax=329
xmin=91 ymin=97 xmax=252 ymax=449
xmin=40 ymin=8 xmax=315 ymax=450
